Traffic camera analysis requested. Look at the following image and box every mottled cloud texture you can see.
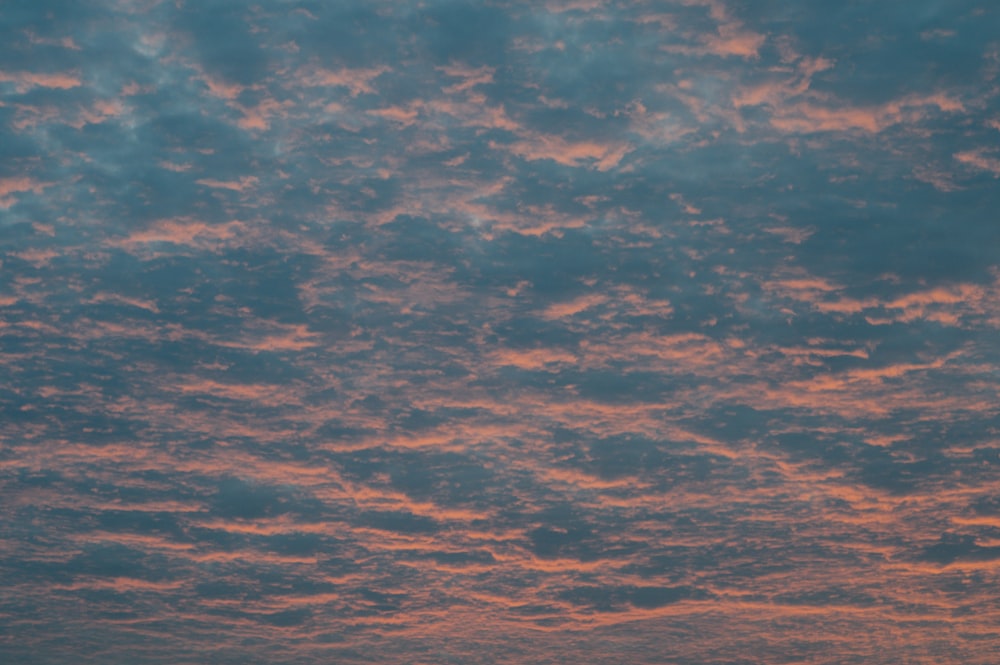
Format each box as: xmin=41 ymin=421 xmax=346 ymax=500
xmin=2 ymin=1 xmax=1000 ymax=663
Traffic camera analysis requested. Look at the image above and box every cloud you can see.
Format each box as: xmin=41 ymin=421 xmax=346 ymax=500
xmin=769 ymin=94 xmax=964 ymax=134
xmin=0 ymin=177 xmax=53 ymax=209
xmin=660 ymin=0 xmax=767 ymax=60
xmin=0 ymin=70 xmax=81 ymax=91
xmin=195 ymin=176 xmax=260 ymax=192
xmin=955 ymin=149 xmax=1000 ymax=176
xmin=497 ymin=135 xmax=632 ymax=171
xmin=298 ymin=66 xmax=388 ymax=96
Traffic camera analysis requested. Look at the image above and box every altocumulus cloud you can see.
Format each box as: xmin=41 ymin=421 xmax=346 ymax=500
xmin=2 ymin=1 xmax=1000 ymax=664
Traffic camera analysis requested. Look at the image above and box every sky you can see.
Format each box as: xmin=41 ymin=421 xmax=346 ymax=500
xmin=1 ymin=1 xmax=1000 ymax=663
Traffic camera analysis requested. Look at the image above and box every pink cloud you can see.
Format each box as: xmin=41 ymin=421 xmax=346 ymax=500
xmin=627 ymin=107 xmax=698 ymax=146
xmin=766 ymin=277 xmax=840 ymax=292
xmin=771 ymin=104 xmax=886 ymax=133
xmin=770 ymin=94 xmax=964 ymax=134
xmin=367 ymin=105 xmax=421 ymax=125
xmin=239 ymin=323 xmax=321 ymax=352
xmin=428 ymin=95 xmax=521 ymax=132
xmin=235 ymin=96 xmax=294 ymax=131
xmin=112 ymin=218 xmax=246 ymax=250
xmin=6 ymin=98 xmax=128 ymax=132
xmin=498 ymin=135 xmax=632 ymax=171
xmin=195 ymin=176 xmax=259 ymax=191
xmin=540 ymin=293 xmax=608 ymax=319
xmin=12 ymin=248 xmax=61 ymax=268
xmin=662 ymin=0 xmax=767 ymax=60
xmin=0 ymin=70 xmax=81 ymax=91
xmin=438 ymin=64 xmax=495 ymax=93
xmin=763 ymin=226 xmax=815 ymax=244
xmin=761 ymin=270 xmax=1000 ymax=328
xmin=192 ymin=68 xmax=292 ymax=131
xmin=86 ymin=293 xmax=160 ymax=313
xmin=25 ymin=32 xmax=81 ymax=51
xmin=912 ymin=165 xmax=963 ymax=192
xmin=492 ymin=348 xmax=580 ymax=370
xmin=201 ymin=75 xmax=245 ymax=100
xmin=955 ymin=150 xmax=1000 ymax=176
xmin=158 ymin=161 xmax=193 ymax=172
xmin=813 ymin=297 xmax=880 ymax=314
xmin=175 ymin=379 xmax=287 ymax=406
xmin=704 ymin=24 xmax=766 ymax=59
xmin=0 ymin=177 xmax=52 ymax=208
xmin=9 ymin=105 xmax=62 ymax=132
xmin=299 ymin=66 xmax=388 ymax=96
xmin=0 ymin=177 xmax=51 ymax=197
xmin=67 ymin=99 xmax=127 ymax=129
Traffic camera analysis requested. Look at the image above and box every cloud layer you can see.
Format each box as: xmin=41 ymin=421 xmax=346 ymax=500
xmin=2 ymin=1 xmax=1000 ymax=663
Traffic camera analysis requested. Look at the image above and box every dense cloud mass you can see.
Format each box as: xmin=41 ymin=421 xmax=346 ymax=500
xmin=2 ymin=1 xmax=1000 ymax=663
